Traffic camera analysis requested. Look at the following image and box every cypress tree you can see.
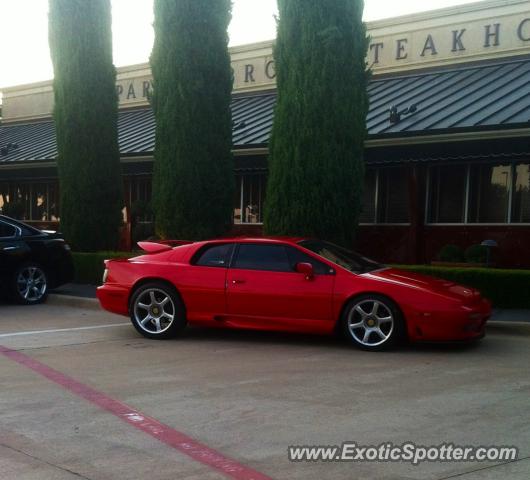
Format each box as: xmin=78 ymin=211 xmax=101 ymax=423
xmin=151 ymin=0 xmax=234 ymax=240
xmin=49 ymin=0 xmax=123 ymax=251
xmin=264 ymin=0 xmax=369 ymax=246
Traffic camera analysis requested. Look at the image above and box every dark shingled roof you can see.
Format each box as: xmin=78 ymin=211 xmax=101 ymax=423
xmin=1 ymin=57 xmax=530 ymax=164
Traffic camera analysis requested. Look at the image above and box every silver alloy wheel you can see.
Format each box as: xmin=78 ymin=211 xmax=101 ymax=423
xmin=133 ymin=288 xmax=175 ymax=334
xmin=17 ymin=266 xmax=47 ymax=302
xmin=347 ymin=299 xmax=394 ymax=347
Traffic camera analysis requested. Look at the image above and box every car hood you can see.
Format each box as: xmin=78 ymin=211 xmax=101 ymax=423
xmin=364 ymin=268 xmax=481 ymax=303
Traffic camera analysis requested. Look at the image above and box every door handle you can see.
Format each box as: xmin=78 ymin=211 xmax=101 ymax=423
xmin=231 ymin=279 xmax=246 ymax=284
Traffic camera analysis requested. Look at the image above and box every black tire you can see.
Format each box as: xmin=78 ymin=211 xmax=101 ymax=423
xmin=340 ymin=294 xmax=405 ymax=351
xmin=129 ymin=282 xmax=186 ymax=340
xmin=11 ymin=262 xmax=49 ymax=305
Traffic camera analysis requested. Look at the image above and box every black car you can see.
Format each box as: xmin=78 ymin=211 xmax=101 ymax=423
xmin=0 ymin=215 xmax=74 ymax=304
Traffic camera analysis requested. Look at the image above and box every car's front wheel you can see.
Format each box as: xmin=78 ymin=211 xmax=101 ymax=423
xmin=12 ymin=262 xmax=48 ymax=305
xmin=341 ymin=294 xmax=404 ymax=351
xmin=129 ymin=282 xmax=186 ymax=339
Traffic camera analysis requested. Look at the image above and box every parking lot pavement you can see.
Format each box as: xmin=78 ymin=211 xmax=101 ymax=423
xmin=0 ymin=303 xmax=529 ymax=480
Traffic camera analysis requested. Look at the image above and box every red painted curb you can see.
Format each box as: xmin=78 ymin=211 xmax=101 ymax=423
xmin=0 ymin=345 xmax=273 ymax=480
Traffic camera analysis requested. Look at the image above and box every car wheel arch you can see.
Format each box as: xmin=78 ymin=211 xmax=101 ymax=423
xmin=335 ymin=291 xmax=407 ymax=336
xmin=11 ymin=261 xmax=49 ymax=305
xmin=129 ymin=278 xmax=186 ymax=314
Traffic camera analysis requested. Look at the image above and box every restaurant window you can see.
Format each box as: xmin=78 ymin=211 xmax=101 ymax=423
xmin=511 ymin=163 xmax=530 ymax=223
xmin=234 ymin=173 xmax=266 ymax=224
xmin=31 ymin=183 xmax=59 ymax=221
xmin=360 ymin=167 xmax=410 ymax=224
xmin=12 ymin=184 xmax=30 ymax=219
xmin=377 ymin=167 xmax=410 ymax=223
xmin=359 ymin=169 xmax=376 ymax=223
xmin=0 ymin=182 xmax=59 ymax=221
xmin=0 ymin=184 xmax=9 ymax=212
xmin=468 ymin=164 xmax=511 ymax=223
xmin=427 ymin=165 xmax=467 ymax=223
xmin=427 ymin=161 xmax=530 ymax=225
xmin=128 ymin=176 xmax=153 ymax=222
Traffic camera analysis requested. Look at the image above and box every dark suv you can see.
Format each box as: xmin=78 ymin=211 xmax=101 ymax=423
xmin=0 ymin=215 xmax=74 ymax=304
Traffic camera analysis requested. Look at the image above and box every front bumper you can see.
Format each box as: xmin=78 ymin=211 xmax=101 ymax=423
xmin=411 ymin=298 xmax=491 ymax=342
xmin=96 ymin=284 xmax=130 ymax=316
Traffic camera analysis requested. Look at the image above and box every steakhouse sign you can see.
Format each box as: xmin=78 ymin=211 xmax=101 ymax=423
xmin=116 ymin=8 xmax=530 ymax=103
xmin=367 ymin=18 xmax=530 ymax=65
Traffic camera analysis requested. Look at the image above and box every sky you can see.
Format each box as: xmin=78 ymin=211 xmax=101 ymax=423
xmin=0 ymin=0 xmax=482 ymax=89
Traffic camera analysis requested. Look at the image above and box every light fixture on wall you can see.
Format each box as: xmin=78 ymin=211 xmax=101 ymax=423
xmin=388 ymin=105 xmax=417 ymax=124
xmin=481 ymin=239 xmax=498 ymax=267
xmin=0 ymin=143 xmax=18 ymax=157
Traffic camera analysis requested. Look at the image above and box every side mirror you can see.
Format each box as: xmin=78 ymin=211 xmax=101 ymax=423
xmin=295 ymin=262 xmax=314 ymax=280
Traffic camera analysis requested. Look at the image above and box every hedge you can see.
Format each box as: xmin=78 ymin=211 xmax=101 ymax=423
xmin=71 ymin=253 xmax=530 ymax=309
xmin=394 ymin=265 xmax=530 ymax=309
xmin=72 ymin=252 xmax=135 ymax=285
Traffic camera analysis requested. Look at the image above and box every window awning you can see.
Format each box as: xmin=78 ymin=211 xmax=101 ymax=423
xmin=365 ymin=144 xmax=530 ymax=165
xmin=1 ymin=57 xmax=529 ymax=165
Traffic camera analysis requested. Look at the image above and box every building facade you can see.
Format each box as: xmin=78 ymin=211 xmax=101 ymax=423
xmin=1 ymin=0 xmax=530 ymax=266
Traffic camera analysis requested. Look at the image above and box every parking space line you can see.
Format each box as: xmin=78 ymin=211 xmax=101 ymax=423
xmin=0 ymin=344 xmax=273 ymax=480
xmin=0 ymin=323 xmax=130 ymax=338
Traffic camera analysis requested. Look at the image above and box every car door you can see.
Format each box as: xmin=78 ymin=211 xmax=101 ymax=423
xmin=225 ymin=243 xmax=335 ymax=334
xmin=175 ymin=242 xmax=234 ymax=325
xmin=0 ymin=220 xmax=29 ymax=279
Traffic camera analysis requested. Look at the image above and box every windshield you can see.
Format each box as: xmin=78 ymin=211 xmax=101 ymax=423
xmin=298 ymin=239 xmax=384 ymax=274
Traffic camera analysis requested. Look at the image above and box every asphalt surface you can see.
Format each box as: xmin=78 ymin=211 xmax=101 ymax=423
xmin=0 ymin=298 xmax=529 ymax=480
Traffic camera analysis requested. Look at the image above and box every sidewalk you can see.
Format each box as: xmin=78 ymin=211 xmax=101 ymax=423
xmin=51 ymin=284 xmax=530 ymax=323
xmin=491 ymin=309 xmax=530 ymax=323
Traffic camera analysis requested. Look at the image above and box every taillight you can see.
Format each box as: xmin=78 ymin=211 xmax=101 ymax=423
xmin=102 ymin=268 xmax=109 ymax=283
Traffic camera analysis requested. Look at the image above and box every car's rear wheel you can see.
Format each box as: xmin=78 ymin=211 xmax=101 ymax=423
xmin=12 ymin=262 xmax=48 ymax=305
xmin=341 ymin=294 xmax=404 ymax=351
xmin=129 ymin=282 xmax=186 ymax=339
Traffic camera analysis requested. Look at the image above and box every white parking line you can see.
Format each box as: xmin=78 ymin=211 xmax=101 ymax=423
xmin=0 ymin=323 xmax=130 ymax=338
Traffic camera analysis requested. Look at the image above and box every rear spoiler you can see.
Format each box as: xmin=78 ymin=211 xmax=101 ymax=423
xmin=137 ymin=240 xmax=194 ymax=254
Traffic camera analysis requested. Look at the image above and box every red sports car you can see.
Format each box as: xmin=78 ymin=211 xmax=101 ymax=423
xmin=97 ymin=237 xmax=491 ymax=351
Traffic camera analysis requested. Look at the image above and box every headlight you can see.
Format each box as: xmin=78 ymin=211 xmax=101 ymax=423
xmin=102 ymin=268 xmax=109 ymax=283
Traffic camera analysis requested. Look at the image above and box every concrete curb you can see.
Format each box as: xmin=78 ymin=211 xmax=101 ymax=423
xmin=47 ymin=294 xmax=101 ymax=310
xmin=488 ymin=320 xmax=530 ymax=326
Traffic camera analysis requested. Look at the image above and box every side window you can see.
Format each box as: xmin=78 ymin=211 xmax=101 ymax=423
xmin=234 ymin=244 xmax=291 ymax=272
xmin=19 ymin=225 xmax=35 ymax=236
xmin=0 ymin=221 xmax=17 ymax=239
xmin=285 ymin=246 xmax=333 ymax=275
xmin=194 ymin=244 xmax=234 ymax=268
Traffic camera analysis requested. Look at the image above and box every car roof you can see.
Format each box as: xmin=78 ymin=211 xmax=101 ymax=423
xmin=190 ymin=236 xmax=307 ymax=247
